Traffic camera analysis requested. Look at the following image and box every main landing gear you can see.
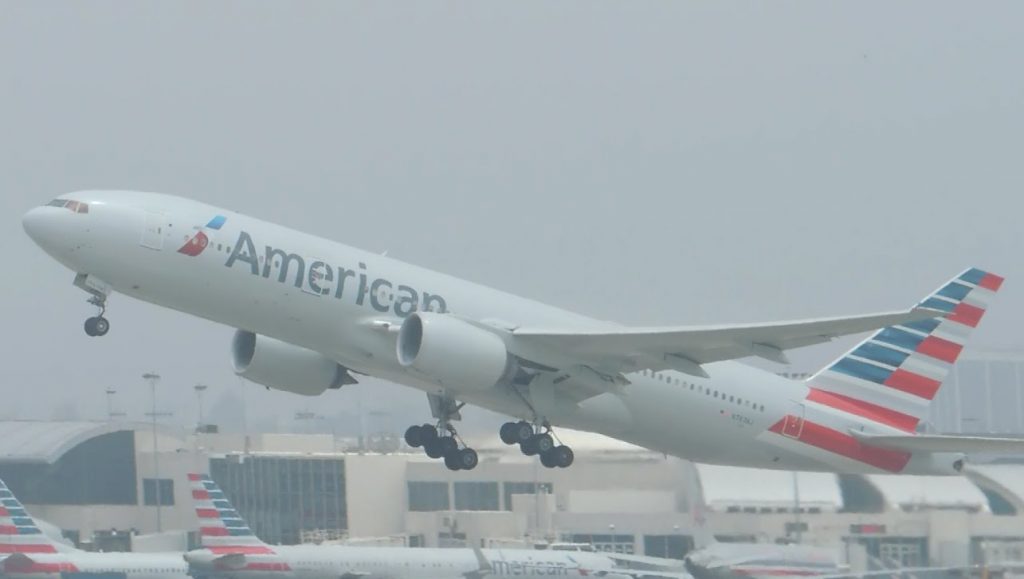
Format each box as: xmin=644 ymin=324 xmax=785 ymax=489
xmin=405 ymin=394 xmax=478 ymax=471
xmin=405 ymin=423 xmax=479 ymax=471
xmin=499 ymin=420 xmax=574 ymax=468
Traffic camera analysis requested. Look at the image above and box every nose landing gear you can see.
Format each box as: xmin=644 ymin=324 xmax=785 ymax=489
xmin=75 ymin=274 xmax=111 ymax=337
xmin=84 ymin=313 xmax=110 ymax=337
xmin=499 ymin=420 xmax=574 ymax=468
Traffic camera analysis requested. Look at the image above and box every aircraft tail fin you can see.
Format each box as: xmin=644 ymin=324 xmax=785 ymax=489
xmin=188 ymin=474 xmax=273 ymax=554
xmin=684 ymin=462 xmax=716 ymax=549
xmin=0 ymin=478 xmax=60 ymax=555
xmin=806 ymin=267 xmax=1003 ymax=433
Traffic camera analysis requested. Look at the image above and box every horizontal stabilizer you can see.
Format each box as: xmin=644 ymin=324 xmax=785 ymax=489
xmin=852 ymin=431 xmax=1024 ymax=454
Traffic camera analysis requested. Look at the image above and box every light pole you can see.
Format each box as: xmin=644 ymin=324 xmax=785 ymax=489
xmin=104 ymin=388 xmax=125 ymax=421
xmin=142 ymin=372 xmax=168 ymax=533
xmin=194 ymin=384 xmax=208 ymax=430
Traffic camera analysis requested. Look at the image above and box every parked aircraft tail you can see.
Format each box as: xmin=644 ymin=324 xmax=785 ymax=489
xmin=684 ymin=462 xmax=716 ymax=550
xmin=0 ymin=478 xmax=61 ymax=555
xmin=187 ymin=473 xmax=281 ymax=561
xmin=806 ymin=267 xmax=1003 ymax=433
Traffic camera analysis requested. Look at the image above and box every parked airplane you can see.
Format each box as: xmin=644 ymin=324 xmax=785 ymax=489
xmin=680 ymin=463 xmax=846 ymax=579
xmin=0 ymin=477 xmax=189 ymax=579
xmin=679 ymin=464 xmax=985 ymax=579
xmin=23 ymin=192 xmax=1022 ymax=473
xmin=184 ymin=473 xmax=640 ymax=579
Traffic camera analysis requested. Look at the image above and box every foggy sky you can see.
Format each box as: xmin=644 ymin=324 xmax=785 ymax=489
xmin=2 ymin=2 xmax=1022 ymax=437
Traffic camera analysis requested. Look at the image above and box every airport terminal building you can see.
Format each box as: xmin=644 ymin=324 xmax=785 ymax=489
xmin=3 ymin=419 xmax=1024 ymax=570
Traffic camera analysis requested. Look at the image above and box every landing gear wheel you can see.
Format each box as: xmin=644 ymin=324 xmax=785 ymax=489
xmin=444 ymin=451 xmax=463 ymax=471
xmin=457 ymin=448 xmax=479 ymax=470
xmin=520 ymin=437 xmax=538 ymax=456
xmin=532 ymin=433 xmax=554 ymax=455
xmin=439 ymin=436 xmax=458 ymax=456
xmin=84 ymin=316 xmax=109 ymax=337
xmin=499 ymin=422 xmax=519 ymax=445
xmin=513 ymin=421 xmax=534 ymax=444
xmin=552 ymin=445 xmax=574 ymax=468
xmin=420 ymin=424 xmax=438 ymax=441
xmin=404 ymin=425 xmax=424 ymax=448
xmin=540 ymin=449 xmax=557 ymax=468
xmin=424 ymin=437 xmax=445 ymax=459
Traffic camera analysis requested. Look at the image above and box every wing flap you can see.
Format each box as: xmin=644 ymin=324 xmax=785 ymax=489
xmin=852 ymin=432 xmax=1024 ymax=453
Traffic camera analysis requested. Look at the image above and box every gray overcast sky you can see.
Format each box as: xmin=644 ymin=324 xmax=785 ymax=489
xmin=1 ymin=2 xmax=1021 ymax=436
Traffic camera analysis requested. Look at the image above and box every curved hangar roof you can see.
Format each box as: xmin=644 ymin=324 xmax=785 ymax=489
xmin=0 ymin=420 xmax=146 ymax=464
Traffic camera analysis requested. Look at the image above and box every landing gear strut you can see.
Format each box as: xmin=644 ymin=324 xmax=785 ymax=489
xmin=404 ymin=395 xmax=479 ymax=471
xmin=499 ymin=420 xmax=574 ymax=468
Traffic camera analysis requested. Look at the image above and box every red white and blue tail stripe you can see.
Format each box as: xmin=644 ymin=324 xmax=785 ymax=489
xmin=188 ymin=474 xmax=287 ymax=570
xmin=0 ymin=478 xmax=79 ymax=573
xmin=0 ymin=479 xmax=58 ymax=555
xmin=806 ymin=267 xmax=1004 ymax=434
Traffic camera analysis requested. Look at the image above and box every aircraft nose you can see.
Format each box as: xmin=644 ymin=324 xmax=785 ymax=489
xmin=22 ymin=206 xmax=70 ymax=253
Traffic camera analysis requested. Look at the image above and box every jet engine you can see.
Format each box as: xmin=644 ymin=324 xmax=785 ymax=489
xmin=397 ymin=313 xmax=515 ymax=391
xmin=232 ymin=330 xmax=356 ymax=396
xmin=184 ymin=551 xmax=247 ymax=571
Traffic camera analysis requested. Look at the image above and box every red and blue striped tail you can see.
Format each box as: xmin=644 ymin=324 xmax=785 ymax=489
xmin=0 ymin=478 xmax=59 ymax=554
xmin=806 ymin=267 xmax=1004 ymax=433
xmin=188 ymin=474 xmax=274 ymax=555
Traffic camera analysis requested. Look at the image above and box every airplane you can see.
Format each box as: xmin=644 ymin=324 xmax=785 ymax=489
xmin=22 ymin=191 xmax=1024 ymax=473
xmin=679 ymin=462 xmax=847 ymax=579
xmin=184 ymin=473 xmax=644 ymax=579
xmin=679 ymin=463 xmax=985 ymax=579
xmin=0 ymin=477 xmax=190 ymax=579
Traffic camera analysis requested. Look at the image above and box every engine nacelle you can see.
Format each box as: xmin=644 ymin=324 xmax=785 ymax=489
xmin=232 ymin=330 xmax=352 ymax=396
xmin=184 ymin=550 xmax=247 ymax=571
xmin=397 ymin=313 xmax=514 ymax=391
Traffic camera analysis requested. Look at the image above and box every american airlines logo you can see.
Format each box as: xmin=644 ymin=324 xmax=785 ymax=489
xmin=179 ymin=215 xmax=227 ymax=256
xmin=490 ymin=560 xmax=574 ymax=576
xmin=225 ymin=230 xmax=449 ymax=317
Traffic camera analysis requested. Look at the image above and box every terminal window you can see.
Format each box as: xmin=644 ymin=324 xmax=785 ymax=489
xmin=408 ymin=481 xmax=450 ymax=512
xmin=453 ymin=482 xmax=499 ymax=511
xmin=142 ymin=478 xmax=174 ymax=506
xmin=643 ymin=534 xmax=693 ymax=560
xmin=210 ymin=456 xmax=347 ymax=545
xmin=503 ymin=482 xmax=553 ymax=511
xmin=568 ymin=534 xmax=635 ymax=554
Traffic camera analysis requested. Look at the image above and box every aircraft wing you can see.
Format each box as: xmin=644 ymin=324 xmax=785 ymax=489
xmin=513 ymin=307 xmax=943 ymax=378
xmin=851 ymin=432 xmax=1024 ymax=454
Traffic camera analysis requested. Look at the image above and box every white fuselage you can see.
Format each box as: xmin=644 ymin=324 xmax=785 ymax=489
xmin=192 ymin=545 xmax=628 ymax=579
xmin=685 ymin=543 xmax=843 ymax=579
xmin=1 ymin=551 xmax=189 ymax=579
xmin=21 ymin=191 xmax=957 ymax=474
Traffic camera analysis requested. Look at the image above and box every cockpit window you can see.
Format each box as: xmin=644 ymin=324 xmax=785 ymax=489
xmin=45 ymin=198 xmax=89 ymax=213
